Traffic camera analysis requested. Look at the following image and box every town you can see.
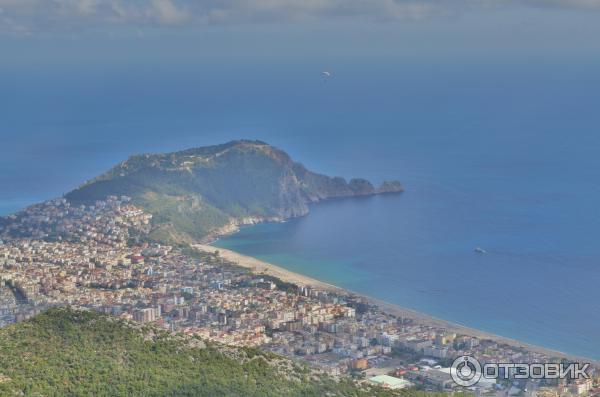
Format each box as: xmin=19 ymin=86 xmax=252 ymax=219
xmin=1 ymin=197 xmax=597 ymax=396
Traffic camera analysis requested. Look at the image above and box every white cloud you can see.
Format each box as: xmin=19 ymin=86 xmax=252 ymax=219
xmin=0 ymin=0 xmax=598 ymax=35
xmin=150 ymin=0 xmax=189 ymax=24
xmin=75 ymin=0 xmax=98 ymax=16
xmin=195 ymin=0 xmax=446 ymax=24
xmin=523 ymin=0 xmax=600 ymax=10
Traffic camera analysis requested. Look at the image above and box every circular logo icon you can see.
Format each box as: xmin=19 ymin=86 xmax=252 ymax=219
xmin=451 ymin=355 xmax=482 ymax=387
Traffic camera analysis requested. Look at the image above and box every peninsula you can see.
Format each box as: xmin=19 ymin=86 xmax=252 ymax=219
xmin=0 ymin=141 xmax=596 ymax=395
xmin=65 ymin=140 xmax=403 ymax=244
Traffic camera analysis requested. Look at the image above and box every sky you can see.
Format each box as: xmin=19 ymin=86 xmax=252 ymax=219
xmin=1 ymin=0 xmax=600 ymax=30
xmin=1 ymin=1 xmax=600 ymax=66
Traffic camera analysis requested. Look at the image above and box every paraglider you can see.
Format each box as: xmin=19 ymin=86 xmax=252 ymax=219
xmin=321 ymin=71 xmax=332 ymax=83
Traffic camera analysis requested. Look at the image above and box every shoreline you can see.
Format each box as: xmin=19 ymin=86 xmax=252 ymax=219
xmin=194 ymin=243 xmax=598 ymax=366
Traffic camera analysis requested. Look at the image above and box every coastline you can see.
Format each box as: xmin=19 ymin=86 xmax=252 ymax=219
xmin=194 ymin=244 xmax=598 ymax=366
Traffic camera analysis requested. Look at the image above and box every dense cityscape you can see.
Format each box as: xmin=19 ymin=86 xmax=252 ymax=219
xmin=1 ymin=196 xmax=597 ymax=396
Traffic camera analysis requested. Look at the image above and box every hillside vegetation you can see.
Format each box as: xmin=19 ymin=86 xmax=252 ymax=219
xmin=65 ymin=140 xmax=402 ymax=243
xmin=0 ymin=308 xmax=434 ymax=397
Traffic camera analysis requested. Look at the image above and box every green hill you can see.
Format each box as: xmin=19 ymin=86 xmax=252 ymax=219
xmin=0 ymin=307 xmax=422 ymax=397
xmin=65 ymin=140 xmax=402 ymax=244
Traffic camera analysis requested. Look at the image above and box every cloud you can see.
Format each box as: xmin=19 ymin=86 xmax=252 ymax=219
xmin=522 ymin=0 xmax=600 ymax=10
xmin=197 ymin=0 xmax=448 ymax=24
xmin=0 ymin=0 xmax=598 ymax=35
xmin=150 ymin=0 xmax=189 ymax=24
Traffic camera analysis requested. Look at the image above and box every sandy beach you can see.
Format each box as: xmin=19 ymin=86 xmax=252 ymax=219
xmin=195 ymin=244 xmax=597 ymax=365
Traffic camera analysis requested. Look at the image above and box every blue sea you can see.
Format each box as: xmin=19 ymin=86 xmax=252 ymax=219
xmin=2 ymin=57 xmax=599 ymax=359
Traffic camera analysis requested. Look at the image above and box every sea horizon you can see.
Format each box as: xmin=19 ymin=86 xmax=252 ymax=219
xmin=3 ymin=3 xmax=600 ymax=394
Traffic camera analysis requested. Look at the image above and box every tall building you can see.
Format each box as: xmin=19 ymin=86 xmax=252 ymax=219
xmin=133 ymin=307 xmax=159 ymax=323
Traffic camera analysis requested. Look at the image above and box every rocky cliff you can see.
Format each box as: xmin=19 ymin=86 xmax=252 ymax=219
xmin=66 ymin=140 xmax=403 ymax=243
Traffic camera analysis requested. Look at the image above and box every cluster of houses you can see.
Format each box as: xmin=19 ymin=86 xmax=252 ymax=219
xmin=1 ymin=197 xmax=597 ymax=395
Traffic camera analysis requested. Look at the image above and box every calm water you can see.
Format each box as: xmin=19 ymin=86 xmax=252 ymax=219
xmin=215 ymin=195 xmax=600 ymax=359
xmin=1 ymin=57 xmax=600 ymax=358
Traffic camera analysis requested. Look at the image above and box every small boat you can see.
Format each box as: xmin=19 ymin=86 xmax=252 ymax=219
xmin=474 ymin=247 xmax=487 ymax=254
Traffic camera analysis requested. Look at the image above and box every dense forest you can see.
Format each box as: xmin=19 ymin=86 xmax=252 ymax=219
xmin=0 ymin=307 xmax=451 ymax=397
